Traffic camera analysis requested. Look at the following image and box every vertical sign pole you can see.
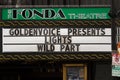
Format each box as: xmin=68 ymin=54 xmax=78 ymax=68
xmin=112 ymin=0 xmax=117 ymax=50
xmin=111 ymin=0 xmax=118 ymax=79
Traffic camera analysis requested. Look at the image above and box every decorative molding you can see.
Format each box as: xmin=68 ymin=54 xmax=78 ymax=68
xmin=0 ymin=20 xmax=111 ymax=27
xmin=116 ymin=19 xmax=120 ymax=26
xmin=0 ymin=53 xmax=111 ymax=62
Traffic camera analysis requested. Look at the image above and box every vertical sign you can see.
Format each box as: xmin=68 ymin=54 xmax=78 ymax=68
xmin=112 ymin=52 xmax=120 ymax=77
xmin=112 ymin=43 xmax=120 ymax=77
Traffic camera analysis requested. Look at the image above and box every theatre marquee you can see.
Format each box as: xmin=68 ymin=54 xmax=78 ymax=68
xmin=2 ymin=27 xmax=111 ymax=53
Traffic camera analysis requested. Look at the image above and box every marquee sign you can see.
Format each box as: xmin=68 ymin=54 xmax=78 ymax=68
xmin=2 ymin=8 xmax=110 ymax=20
xmin=2 ymin=28 xmax=111 ymax=53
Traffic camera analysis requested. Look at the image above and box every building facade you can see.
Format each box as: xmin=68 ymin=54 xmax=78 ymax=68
xmin=0 ymin=0 xmax=116 ymax=80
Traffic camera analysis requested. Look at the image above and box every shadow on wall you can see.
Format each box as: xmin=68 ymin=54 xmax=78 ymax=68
xmin=0 ymin=0 xmax=111 ymax=6
xmin=0 ymin=0 xmax=32 ymax=5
